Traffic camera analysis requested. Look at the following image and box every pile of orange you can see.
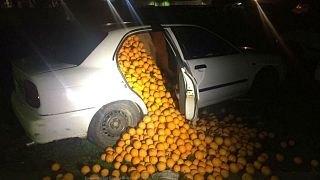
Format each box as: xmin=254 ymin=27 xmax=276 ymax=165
xmin=42 ymin=34 xmax=319 ymax=180
xmin=94 ymin=34 xmax=280 ymax=180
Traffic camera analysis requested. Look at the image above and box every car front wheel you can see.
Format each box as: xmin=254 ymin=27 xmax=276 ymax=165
xmin=88 ymin=101 xmax=141 ymax=148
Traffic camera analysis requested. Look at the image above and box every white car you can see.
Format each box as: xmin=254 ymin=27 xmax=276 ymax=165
xmin=11 ymin=24 xmax=285 ymax=147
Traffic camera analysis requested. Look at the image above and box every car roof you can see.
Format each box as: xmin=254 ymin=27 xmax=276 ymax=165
xmin=103 ymin=23 xmax=203 ymax=32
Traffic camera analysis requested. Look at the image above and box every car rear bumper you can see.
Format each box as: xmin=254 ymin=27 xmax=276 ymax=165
xmin=11 ymin=92 xmax=98 ymax=143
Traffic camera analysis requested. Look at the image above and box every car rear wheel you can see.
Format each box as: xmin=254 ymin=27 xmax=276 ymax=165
xmin=88 ymin=101 xmax=141 ymax=148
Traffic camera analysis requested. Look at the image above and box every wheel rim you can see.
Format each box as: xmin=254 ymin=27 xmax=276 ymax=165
xmin=101 ymin=110 xmax=129 ymax=137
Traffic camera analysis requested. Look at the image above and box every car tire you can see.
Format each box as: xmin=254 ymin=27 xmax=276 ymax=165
xmin=250 ymin=68 xmax=279 ymax=103
xmin=87 ymin=101 xmax=142 ymax=148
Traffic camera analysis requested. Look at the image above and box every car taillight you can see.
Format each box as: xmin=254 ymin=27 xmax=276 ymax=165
xmin=24 ymin=80 xmax=40 ymax=108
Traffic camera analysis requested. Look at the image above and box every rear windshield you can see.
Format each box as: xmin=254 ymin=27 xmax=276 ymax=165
xmin=19 ymin=19 xmax=107 ymax=66
xmin=3 ymin=0 xmax=139 ymax=65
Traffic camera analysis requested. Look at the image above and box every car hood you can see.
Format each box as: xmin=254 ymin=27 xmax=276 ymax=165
xmin=12 ymin=57 xmax=76 ymax=76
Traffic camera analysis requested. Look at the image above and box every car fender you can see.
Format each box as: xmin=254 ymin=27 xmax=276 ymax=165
xmin=246 ymin=53 xmax=285 ymax=87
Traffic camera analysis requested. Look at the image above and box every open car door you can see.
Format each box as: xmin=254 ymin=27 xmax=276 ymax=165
xmin=178 ymin=67 xmax=199 ymax=123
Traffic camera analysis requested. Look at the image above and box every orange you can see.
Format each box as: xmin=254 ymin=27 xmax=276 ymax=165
xmin=261 ymin=166 xmax=272 ymax=176
xmin=153 ymin=134 xmax=159 ymax=141
xmin=157 ymin=162 xmax=166 ymax=172
xmin=170 ymin=144 xmax=177 ymax=150
xmin=80 ymin=165 xmax=90 ymax=175
xmin=173 ymin=165 xmax=180 ymax=172
xmin=185 ymin=142 xmax=192 ymax=152
xmin=229 ymin=163 xmax=239 ymax=173
xmin=166 ymin=159 xmax=175 ymax=168
xmin=62 ymin=173 xmax=74 ymax=180
xmin=205 ymin=165 xmax=214 ymax=173
xmin=145 ymin=138 xmax=153 ymax=145
xmin=136 ymin=164 xmax=146 ymax=172
xmin=125 ymin=146 xmax=133 ymax=153
xmin=209 ymin=142 xmax=219 ymax=150
xmin=144 ymin=156 xmax=150 ymax=163
xmin=167 ymin=122 xmax=176 ymax=130
xmin=139 ymin=149 xmax=147 ymax=158
xmin=156 ymin=143 xmax=165 ymax=151
xmin=157 ymin=129 xmax=165 ymax=136
xmin=114 ymin=161 xmax=121 ymax=169
xmin=143 ymin=116 xmax=151 ymax=123
xmin=131 ymin=148 xmax=139 ymax=157
xmin=120 ymin=164 xmax=128 ymax=173
xmin=166 ymin=136 xmax=174 ymax=144
xmin=158 ymin=135 xmax=166 ymax=142
xmin=150 ymin=156 xmax=158 ymax=165
xmin=205 ymin=136 xmax=213 ymax=144
xmin=214 ymin=137 xmax=224 ymax=145
xmin=223 ymin=137 xmax=232 ymax=146
xmin=221 ymin=169 xmax=229 ymax=178
xmin=193 ymin=139 xmax=201 ymax=146
xmin=115 ymin=146 xmax=122 ymax=154
xmin=51 ymin=162 xmax=60 ymax=172
xmin=146 ymin=128 xmax=155 ymax=136
xmin=198 ymin=133 xmax=205 ymax=141
xmin=122 ymin=133 xmax=130 ymax=140
xmin=176 ymin=138 xmax=184 ymax=146
xmin=140 ymin=170 xmax=150 ymax=180
xmin=159 ymin=116 xmax=166 ymax=123
xmin=117 ymin=140 xmax=125 ymax=147
xmin=151 ymin=115 xmax=158 ymax=121
xmin=147 ymin=164 xmax=156 ymax=174
xmin=166 ymin=115 xmax=173 ymax=122
xmin=138 ymin=122 xmax=146 ymax=129
xmin=100 ymin=169 xmax=109 ymax=177
xmin=124 ymin=153 xmax=132 ymax=162
xmin=130 ymin=171 xmax=140 ymax=180
xmin=136 ymin=128 xmax=143 ymax=135
xmin=92 ymin=164 xmax=101 ymax=173
xmin=132 ymin=157 xmax=141 ymax=165
xmin=178 ymin=145 xmax=186 ymax=154
xmin=133 ymin=141 xmax=142 ymax=149
xmin=172 ymin=129 xmax=180 ymax=136
xmin=171 ymin=153 xmax=180 ymax=161
xmin=148 ymin=148 xmax=157 ymax=156
xmin=195 ymin=151 xmax=204 ymax=160
xmin=105 ymin=154 xmax=114 ymax=163
xmin=128 ymin=166 xmax=137 ymax=173
xmin=246 ymin=163 xmax=255 ymax=175
xmin=164 ymin=128 xmax=171 ymax=136
xmin=190 ymin=133 xmax=197 ymax=140
xmin=159 ymin=156 xmax=167 ymax=163
xmin=181 ymin=165 xmax=191 ymax=173
xmin=156 ymin=150 xmax=166 ymax=158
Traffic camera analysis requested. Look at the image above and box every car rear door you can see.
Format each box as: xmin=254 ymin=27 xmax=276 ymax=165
xmin=169 ymin=26 xmax=250 ymax=108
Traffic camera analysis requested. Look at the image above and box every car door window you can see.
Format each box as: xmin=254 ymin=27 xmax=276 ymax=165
xmin=172 ymin=26 xmax=238 ymax=60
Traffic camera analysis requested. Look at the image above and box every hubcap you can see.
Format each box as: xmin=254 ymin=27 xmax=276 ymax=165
xmin=101 ymin=110 xmax=129 ymax=137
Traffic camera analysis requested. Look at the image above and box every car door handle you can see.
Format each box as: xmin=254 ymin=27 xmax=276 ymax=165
xmin=195 ymin=64 xmax=207 ymax=70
